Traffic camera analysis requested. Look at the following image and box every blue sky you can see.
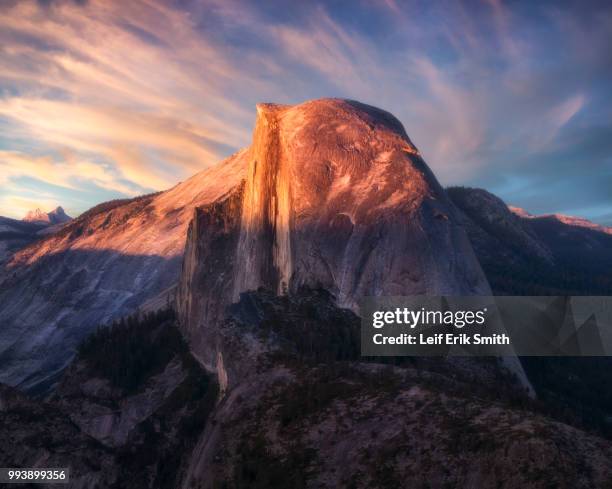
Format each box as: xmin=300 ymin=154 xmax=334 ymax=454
xmin=1 ymin=0 xmax=611 ymax=224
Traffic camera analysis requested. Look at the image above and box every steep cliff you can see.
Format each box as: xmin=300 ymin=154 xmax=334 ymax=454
xmin=177 ymin=99 xmax=491 ymax=370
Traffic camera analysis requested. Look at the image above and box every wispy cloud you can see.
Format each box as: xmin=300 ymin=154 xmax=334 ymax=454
xmin=0 ymin=149 xmax=137 ymax=194
xmin=537 ymin=93 xmax=586 ymax=149
xmin=0 ymin=0 xmax=610 ymax=224
xmin=0 ymin=0 xmax=259 ymax=217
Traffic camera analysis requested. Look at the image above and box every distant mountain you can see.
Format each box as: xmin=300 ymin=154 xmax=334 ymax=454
xmin=448 ymin=187 xmax=612 ymax=295
xmin=509 ymin=206 xmax=612 ymax=235
xmin=0 ymin=100 xmax=510 ymax=393
xmin=23 ymin=206 xmax=72 ymax=225
xmin=0 ymin=207 xmax=72 ymax=270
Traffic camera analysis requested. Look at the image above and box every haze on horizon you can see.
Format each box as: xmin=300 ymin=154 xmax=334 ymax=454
xmin=0 ymin=0 xmax=611 ymax=225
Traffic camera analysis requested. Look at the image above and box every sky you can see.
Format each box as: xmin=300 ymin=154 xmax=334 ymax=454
xmin=0 ymin=0 xmax=611 ymax=225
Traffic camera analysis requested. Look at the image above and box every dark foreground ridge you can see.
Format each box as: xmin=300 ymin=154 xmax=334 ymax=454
xmin=3 ymin=289 xmax=612 ymax=488
xmin=0 ymin=309 xmax=217 ymax=489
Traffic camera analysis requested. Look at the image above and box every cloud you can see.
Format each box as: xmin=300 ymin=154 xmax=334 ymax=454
xmin=0 ymin=98 xmax=226 ymax=187
xmin=268 ymin=7 xmax=383 ymax=97
xmin=0 ymin=149 xmax=137 ymax=196
xmin=0 ymin=0 xmax=262 ymax=217
xmin=550 ymin=94 xmax=586 ymax=132
xmin=0 ymin=0 xmax=610 ymax=224
xmin=404 ymin=56 xmax=488 ymax=182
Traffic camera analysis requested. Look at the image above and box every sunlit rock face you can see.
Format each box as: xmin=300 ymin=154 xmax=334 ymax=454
xmin=177 ymin=98 xmax=491 ymax=369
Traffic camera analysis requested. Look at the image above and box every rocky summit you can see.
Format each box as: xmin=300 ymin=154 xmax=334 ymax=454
xmin=177 ymin=99 xmax=491 ymax=370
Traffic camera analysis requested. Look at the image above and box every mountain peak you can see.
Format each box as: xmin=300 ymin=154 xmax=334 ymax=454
xmin=237 ymin=98 xmax=475 ymax=299
xmin=22 ymin=208 xmax=47 ymax=223
xmin=23 ymin=206 xmax=72 ymax=225
xmin=177 ymin=98 xmax=496 ymax=372
xmin=48 ymin=206 xmax=68 ymax=219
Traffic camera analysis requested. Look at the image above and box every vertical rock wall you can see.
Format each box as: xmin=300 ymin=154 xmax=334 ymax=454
xmin=177 ymin=98 xmax=496 ymax=372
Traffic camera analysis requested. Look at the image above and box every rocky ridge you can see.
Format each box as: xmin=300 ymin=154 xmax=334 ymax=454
xmin=449 ymin=186 xmax=612 ymax=295
xmin=0 ymin=309 xmax=217 ymax=489
xmin=178 ymin=288 xmax=612 ymax=489
xmin=0 ymin=150 xmax=247 ymax=391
